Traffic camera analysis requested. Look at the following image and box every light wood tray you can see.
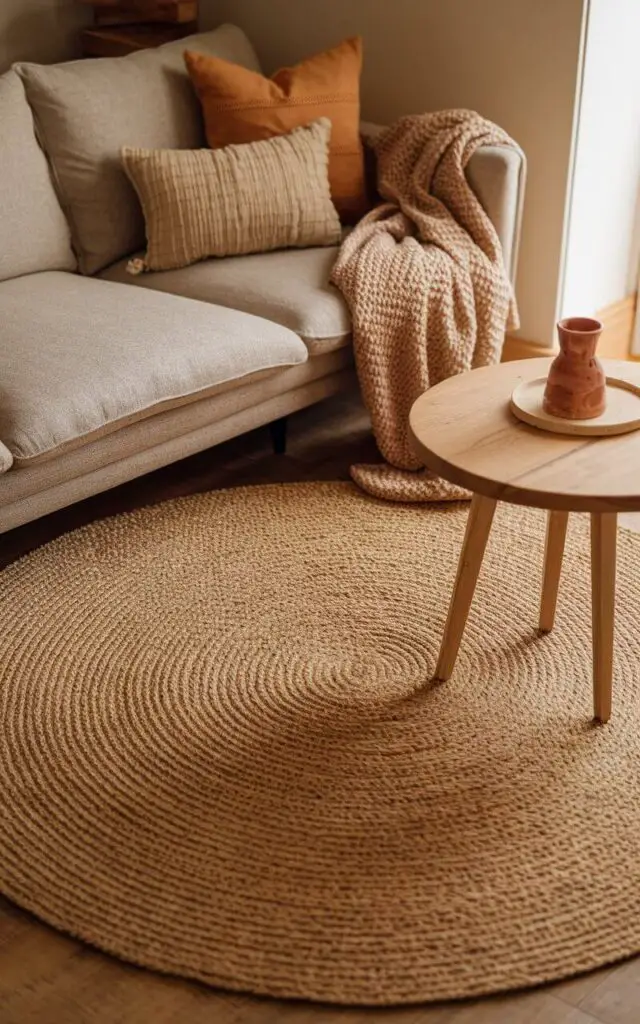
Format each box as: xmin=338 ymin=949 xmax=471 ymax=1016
xmin=510 ymin=376 xmax=640 ymax=436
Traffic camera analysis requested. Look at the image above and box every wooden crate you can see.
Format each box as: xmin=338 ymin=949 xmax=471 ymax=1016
xmin=80 ymin=21 xmax=197 ymax=57
xmin=79 ymin=1 xmax=198 ymax=25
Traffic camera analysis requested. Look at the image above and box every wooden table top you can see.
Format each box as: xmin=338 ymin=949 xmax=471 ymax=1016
xmin=409 ymin=357 xmax=640 ymax=512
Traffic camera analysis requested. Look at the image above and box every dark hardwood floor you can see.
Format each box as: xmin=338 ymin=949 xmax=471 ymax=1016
xmin=0 ymin=388 xmax=377 ymax=570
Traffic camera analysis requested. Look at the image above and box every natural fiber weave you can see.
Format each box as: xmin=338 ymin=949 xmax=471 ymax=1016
xmin=332 ymin=111 xmax=520 ymax=502
xmin=1 ymin=482 xmax=640 ymax=1005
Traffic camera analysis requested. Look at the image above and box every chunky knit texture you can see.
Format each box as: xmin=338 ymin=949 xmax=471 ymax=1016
xmin=332 ymin=110 xmax=521 ymax=501
xmin=0 ymin=441 xmax=12 ymax=474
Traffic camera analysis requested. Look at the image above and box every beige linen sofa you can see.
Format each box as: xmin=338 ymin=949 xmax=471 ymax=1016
xmin=0 ymin=24 xmax=526 ymax=534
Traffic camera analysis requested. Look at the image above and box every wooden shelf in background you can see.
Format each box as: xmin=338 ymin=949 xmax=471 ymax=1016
xmin=95 ymin=7 xmax=197 ymax=27
xmin=80 ymin=21 xmax=197 ymax=57
xmin=78 ymin=0 xmax=197 ymax=21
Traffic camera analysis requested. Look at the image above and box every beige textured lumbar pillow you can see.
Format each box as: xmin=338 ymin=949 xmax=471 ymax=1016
xmin=121 ymin=117 xmax=341 ymax=273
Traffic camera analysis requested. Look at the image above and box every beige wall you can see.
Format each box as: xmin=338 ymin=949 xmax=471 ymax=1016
xmin=201 ymin=0 xmax=586 ymax=346
xmin=0 ymin=0 xmax=89 ymax=72
xmin=562 ymin=0 xmax=640 ymax=322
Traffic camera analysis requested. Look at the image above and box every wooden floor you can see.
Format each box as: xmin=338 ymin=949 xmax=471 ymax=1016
xmin=2 ymin=387 xmax=640 ymax=1023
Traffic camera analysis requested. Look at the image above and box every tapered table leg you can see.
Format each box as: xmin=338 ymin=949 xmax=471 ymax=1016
xmin=590 ymin=512 xmax=617 ymax=723
xmin=434 ymin=493 xmax=497 ymax=680
xmin=539 ymin=510 xmax=569 ymax=631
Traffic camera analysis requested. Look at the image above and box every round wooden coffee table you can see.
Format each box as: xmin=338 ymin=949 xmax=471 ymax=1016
xmin=409 ymin=357 xmax=640 ymax=723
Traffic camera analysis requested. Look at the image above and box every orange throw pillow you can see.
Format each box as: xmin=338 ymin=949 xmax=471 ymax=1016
xmin=184 ymin=37 xmax=367 ymax=223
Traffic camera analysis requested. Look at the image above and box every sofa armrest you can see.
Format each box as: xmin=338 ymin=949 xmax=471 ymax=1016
xmin=360 ymin=121 xmax=526 ymax=286
xmin=465 ymin=146 xmax=526 ymax=286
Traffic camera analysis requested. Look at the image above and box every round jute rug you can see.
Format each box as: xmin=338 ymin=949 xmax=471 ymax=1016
xmin=1 ymin=482 xmax=640 ymax=1006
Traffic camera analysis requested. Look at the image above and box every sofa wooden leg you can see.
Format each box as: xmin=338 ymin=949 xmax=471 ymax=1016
xmin=269 ymin=416 xmax=288 ymax=455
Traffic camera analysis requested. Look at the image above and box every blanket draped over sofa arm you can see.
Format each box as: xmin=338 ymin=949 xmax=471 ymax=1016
xmin=0 ymin=442 xmax=13 ymax=475
xmin=331 ymin=109 xmax=521 ymax=502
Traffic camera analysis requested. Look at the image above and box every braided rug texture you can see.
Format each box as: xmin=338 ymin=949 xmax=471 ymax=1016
xmin=332 ymin=111 xmax=520 ymax=502
xmin=1 ymin=482 xmax=640 ymax=1005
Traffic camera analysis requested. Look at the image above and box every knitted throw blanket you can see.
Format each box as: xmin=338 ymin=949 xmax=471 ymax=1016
xmin=331 ymin=110 xmax=520 ymax=502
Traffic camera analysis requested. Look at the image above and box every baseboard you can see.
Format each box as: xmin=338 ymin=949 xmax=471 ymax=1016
xmin=502 ymin=336 xmax=553 ymax=361
xmin=597 ymin=293 xmax=638 ymax=359
xmin=503 ymin=292 xmax=638 ymax=363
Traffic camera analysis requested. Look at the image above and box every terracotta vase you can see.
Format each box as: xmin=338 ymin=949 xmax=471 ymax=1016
xmin=543 ymin=317 xmax=606 ymax=420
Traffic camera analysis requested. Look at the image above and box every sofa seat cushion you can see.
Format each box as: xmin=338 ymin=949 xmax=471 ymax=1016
xmin=0 ymin=272 xmax=307 ymax=465
xmin=0 ymin=71 xmax=76 ymax=283
xmin=100 ymin=245 xmax=352 ymax=356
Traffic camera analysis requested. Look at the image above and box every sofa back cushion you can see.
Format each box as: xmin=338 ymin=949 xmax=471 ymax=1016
xmin=185 ymin=36 xmax=367 ymax=224
xmin=0 ymin=70 xmax=76 ymax=283
xmin=16 ymin=24 xmax=261 ymax=276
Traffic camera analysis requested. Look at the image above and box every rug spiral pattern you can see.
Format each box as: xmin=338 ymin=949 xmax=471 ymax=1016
xmin=1 ymin=482 xmax=640 ymax=1005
